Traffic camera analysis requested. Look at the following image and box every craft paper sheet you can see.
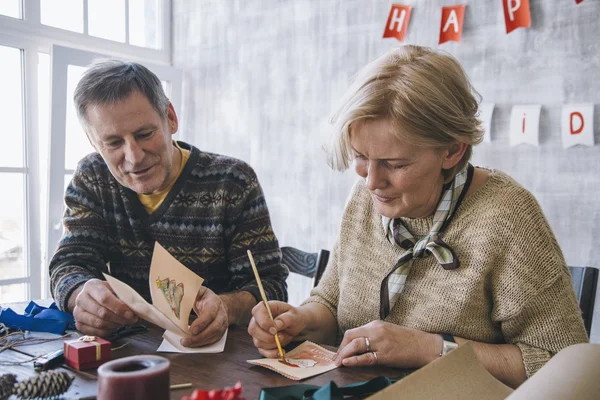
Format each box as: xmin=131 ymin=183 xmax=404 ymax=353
xmin=157 ymin=329 xmax=227 ymax=353
xmin=247 ymin=341 xmax=338 ymax=380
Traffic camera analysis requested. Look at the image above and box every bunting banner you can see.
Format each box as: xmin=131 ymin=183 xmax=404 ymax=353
xmin=510 ymin=105 xmax=541 ymax=146
xmin=561 ymin=105 xmax=595 ymax=148
xmin=502 ymin=0 xmax=531 ymax=34
xmin=382 ymin=4 xmax=412 ymax=42
xmin=576 ymin=0 xmax=584 ymax=4
xmin=479 ymin=103 xmax=495 ymax=143
xmin=439 ymin=4 xmax=466 ymax=44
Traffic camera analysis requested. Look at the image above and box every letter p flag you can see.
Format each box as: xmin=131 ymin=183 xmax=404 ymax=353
xmin=383 ymin=4 xmax=412 ymax=42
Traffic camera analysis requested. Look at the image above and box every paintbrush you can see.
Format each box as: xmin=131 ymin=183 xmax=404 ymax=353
xmin=247 ymin=249 xmax=286 ymax=361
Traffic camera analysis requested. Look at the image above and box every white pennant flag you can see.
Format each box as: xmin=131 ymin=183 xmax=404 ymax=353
xmin=561 ymin=104 xmax=594 ymax=149
xmin=510 ymin=105 xmax=541 ymax=147
xmin=479 ymin=103 xmax=495 ymax=143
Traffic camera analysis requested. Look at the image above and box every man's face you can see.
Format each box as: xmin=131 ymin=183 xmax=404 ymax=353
xmin=85 ymin=91 xmax=179 ymax=194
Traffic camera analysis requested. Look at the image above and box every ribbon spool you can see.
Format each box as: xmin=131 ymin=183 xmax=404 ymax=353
xmin=97 ymin=355 xmax=170 ymax=400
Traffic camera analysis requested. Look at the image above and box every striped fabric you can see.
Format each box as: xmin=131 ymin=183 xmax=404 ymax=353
xmin=380 ymin=164 xmax=473 ymax=318
xmin=49 ymin=142 xmax=288 ymax=312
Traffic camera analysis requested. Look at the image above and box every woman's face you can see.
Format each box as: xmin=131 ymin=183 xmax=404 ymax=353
xmin=350 ymin=118 xmax=450 ymax=219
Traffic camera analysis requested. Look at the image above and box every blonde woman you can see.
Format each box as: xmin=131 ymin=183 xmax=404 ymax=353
xmin=248 ymin=45 xmax=587 ymax=388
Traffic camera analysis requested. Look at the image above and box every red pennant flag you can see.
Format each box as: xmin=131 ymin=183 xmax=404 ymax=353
xmin=575 ymin=0 xmax=584 ymax=4
xmin=383 ymin=4 xmax=412 ymax=42
xmin=439 ymin=5 xmax=466 ymax=44
xmin=502 ymin=0 xmax=531 ymax=34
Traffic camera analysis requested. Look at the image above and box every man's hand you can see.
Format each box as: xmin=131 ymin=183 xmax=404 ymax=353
xmin=182 ymin=286 xmax=228 ymax=347
xmin=71 ymin=279 xmax=138 ymax=338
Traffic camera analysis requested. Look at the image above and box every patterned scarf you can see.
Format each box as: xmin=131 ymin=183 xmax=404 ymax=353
xmin=379 ymin=164 xmax=474 ymax=319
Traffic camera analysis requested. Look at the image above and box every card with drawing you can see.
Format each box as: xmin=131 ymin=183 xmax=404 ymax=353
xmin=104 ymin=242 xmax=226 ymax=353
xmin=247 ymin=341 xmax=338 ymax=380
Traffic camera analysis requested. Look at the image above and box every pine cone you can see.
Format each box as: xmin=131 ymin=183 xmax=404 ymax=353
xmin=13 ymin=371 xmax=74 ymax=399
xmin=0 ymin=374 xmax=17 ymax=400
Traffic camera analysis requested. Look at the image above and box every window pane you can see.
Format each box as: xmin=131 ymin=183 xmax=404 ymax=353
xmin=41 ymin=0 xmax=83 ymax=33
xmin=0 ymin=173 xmax=25 ymax=281
xmin=65 ymin=65 xmax=95 ymax=170
xmin=0 ymin=45 xmax=23 ymax=168
xmin=0 ymin=283 xmax=27 ymax=303
xmin=89 ymin=0 xmax=125 ymax=42
xmin=129 ymin=0 xmax=160 ymax=49
xmin=0 ymin=0 xmax=20 ymax=18
xmin=38 ymin=53 xmax=50 ymax=273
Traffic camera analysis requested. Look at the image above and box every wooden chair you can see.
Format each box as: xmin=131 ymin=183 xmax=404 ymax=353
xmin=281 ymin=246 xmax=330 ymax=287
xmin=568 ymin=266 xmax=598 ymax=336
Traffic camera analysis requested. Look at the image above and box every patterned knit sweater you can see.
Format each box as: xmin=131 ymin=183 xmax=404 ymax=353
xmin=50 ymin=142 xmax=288 ymax=311
xmin=304 ymin=170 xmax=587 ymax=377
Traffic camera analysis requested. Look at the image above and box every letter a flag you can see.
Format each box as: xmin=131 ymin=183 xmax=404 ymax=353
xmin=502 ymin=0 xmax=531 ymax=34
xmin=561 ymin=104 xmax=595 ymax=148
xmin=479 ymin=103 xmax=495 ymax=143
xmin=439 ymin=4 xmax=466 ymax=44
xmin=510 ymin=105 xmax=541 ymax=147
xmin=383 ymin=4 xmax=412 ymax=42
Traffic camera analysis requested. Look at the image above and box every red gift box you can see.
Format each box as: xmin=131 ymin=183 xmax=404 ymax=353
xmin=64 ymin=336 xmax=111 ymax=370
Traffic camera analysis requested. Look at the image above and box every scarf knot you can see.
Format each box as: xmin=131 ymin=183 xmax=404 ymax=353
xmin=379 ymin=165 xmax=473 ymax=319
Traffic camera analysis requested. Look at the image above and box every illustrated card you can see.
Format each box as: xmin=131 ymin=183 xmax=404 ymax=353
xmin=149 ymin=242 xmax=205 ymax=334
xmin=247 ymin=341 xmax=338 ymax=380
xmin=103 ymin=273 xmax=187 ymax=336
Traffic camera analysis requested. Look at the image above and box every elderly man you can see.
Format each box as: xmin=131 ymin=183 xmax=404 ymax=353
xmin=49 ymin=60 xmax=288 ymax=347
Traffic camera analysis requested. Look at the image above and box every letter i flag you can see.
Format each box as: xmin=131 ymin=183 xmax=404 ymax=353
xmin=383 ymin=4 xmax=412 ymax=42
xmin=439 ymin=4 xmax=466 ymax=44
xmin=561 ymin=105 xmax=595 ymax=149
xmin=503 ymin=0 xmax=531 ymax=34
xmin=510 ymin=105 xmax=541 ymax=147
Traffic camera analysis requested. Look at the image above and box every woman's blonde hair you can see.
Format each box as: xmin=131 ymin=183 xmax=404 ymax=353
xmin=328 ymin=45 xmax=484 ymax=183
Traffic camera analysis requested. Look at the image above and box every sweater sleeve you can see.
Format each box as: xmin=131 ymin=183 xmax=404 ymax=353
xmin=224 ymin=165 xmax=288 ymax=302
xmin=49 ymin=161 xmax=109 ymax=312
xmin=489 ymin=185 xmax=588 ymax=377
xmin=301 ymin=239 xmax=341 ymax=320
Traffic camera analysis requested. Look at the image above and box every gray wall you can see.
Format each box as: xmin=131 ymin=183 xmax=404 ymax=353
xmin=172 ymin=0 xmax=600 ymax=342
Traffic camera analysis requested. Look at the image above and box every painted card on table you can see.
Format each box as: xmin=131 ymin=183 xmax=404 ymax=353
xmin=248 ymin=341 xmax=337 ymax=380
xmin=561 ymin=104 xmax=595 ymax=149
xmin=510 ymin=105 xmax=541 ymax=147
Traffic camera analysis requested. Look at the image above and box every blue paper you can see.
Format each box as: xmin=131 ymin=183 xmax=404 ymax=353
xmin=0 ymin=301 xmax=76 ymax=335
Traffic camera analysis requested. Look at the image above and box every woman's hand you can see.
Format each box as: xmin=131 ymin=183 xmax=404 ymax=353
xmin=334 ymin=320 xmax=441 ymax=368
xmin=248 ymin=301 xmax=306 ymax=358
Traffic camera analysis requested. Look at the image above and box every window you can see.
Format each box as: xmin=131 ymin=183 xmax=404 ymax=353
xmin=0 ymin=0 xmax=175 ymax=302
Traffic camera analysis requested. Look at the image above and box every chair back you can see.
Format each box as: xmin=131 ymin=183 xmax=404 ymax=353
xmin=568 ymin=266 xmax=598 ymax=336
xmin=281 ymin=246 xmax=330 ymax=287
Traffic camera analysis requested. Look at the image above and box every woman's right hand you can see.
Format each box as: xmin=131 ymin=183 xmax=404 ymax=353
xmin=248 ymin=300 xmax=306 ymax=358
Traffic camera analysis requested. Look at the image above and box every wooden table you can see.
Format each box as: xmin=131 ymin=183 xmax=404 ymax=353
xmin=0 ymin=302 xmax=405 ymax=399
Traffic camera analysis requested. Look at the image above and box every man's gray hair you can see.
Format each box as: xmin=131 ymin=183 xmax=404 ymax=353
xmin=74 ymin=59 xmax=170 ymax=128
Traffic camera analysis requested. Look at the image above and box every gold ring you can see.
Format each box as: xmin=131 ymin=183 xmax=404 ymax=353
xmin=364 ymin=337 xmax=371 ymax=353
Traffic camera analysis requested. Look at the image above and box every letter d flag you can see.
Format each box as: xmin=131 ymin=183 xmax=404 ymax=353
xmin=561 ymin=105 xmax=595 ymax=148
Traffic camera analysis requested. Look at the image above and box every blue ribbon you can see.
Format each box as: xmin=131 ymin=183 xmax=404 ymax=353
xmin=0 ymin=301 xmax=76 ymax=335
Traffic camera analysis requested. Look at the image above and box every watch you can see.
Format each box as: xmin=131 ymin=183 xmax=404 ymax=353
xmin=439 ymin=333 xmax=458 ymax=356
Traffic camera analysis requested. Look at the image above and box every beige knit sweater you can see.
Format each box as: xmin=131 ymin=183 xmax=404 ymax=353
xmin=304 ymin=170 xmax=588 ymax=377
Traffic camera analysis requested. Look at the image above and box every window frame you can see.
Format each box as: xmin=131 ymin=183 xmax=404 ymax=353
xmin=0 ymin=0 xmax=173 ymax=301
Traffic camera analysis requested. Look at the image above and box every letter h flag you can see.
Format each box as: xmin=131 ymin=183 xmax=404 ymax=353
xmin=439 ymin=5 xmax=466 ymax=44
xmin=383 ymin=4 xmax=412 ymax=42
xmin=502 ymin=0 xmax=531 ymax=34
